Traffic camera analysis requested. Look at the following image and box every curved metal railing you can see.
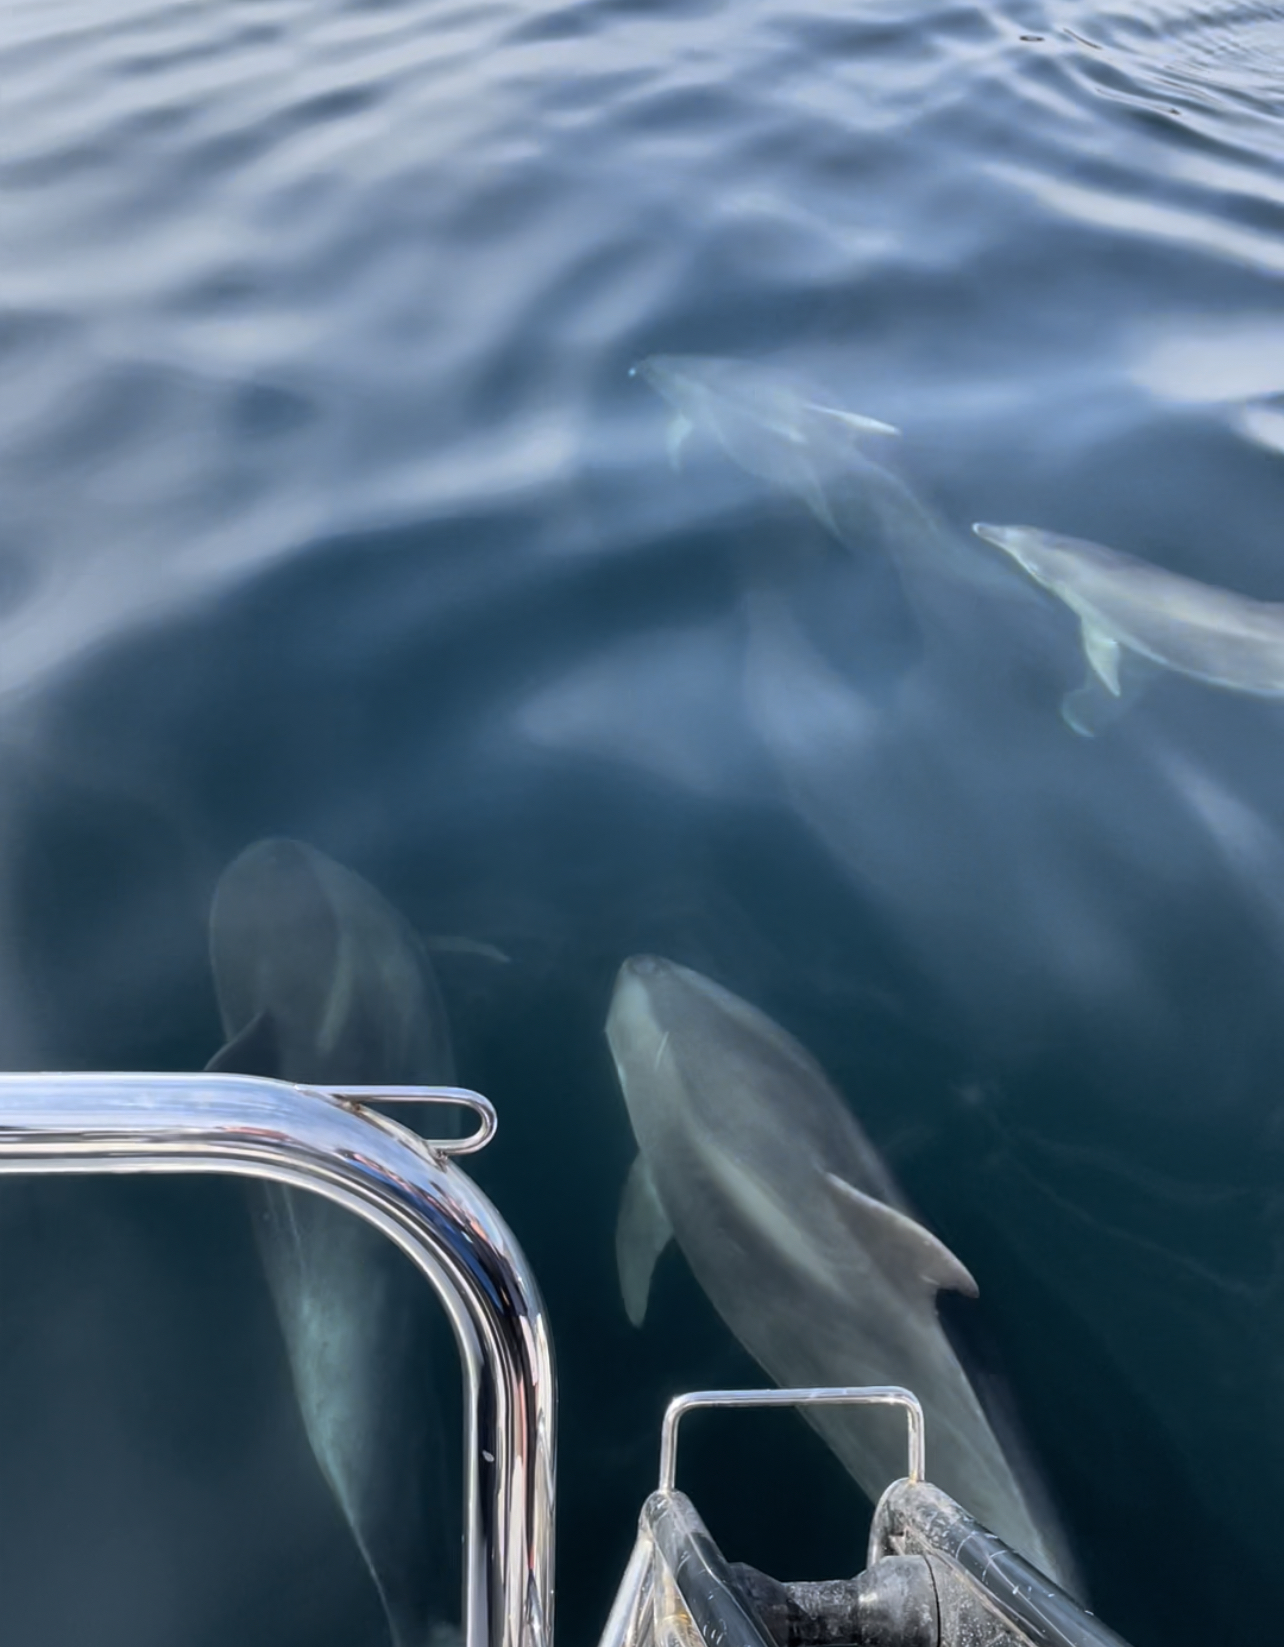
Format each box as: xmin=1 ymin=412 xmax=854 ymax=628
xmin=0 ymin=1071 xmax=555 ymax=1647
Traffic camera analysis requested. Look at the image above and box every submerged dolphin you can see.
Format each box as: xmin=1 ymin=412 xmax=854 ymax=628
xmin=207 ymin=837 xmax=463 ymax=1647
xmin=631 ymin=353 xmax=899 ymax=469
xmin=208 ymin=837 xmax=457 ymax=1087
xmin=631 ymin=354 xmax=901 ymax=542
xmin=631 ymin=354 xmax=1001 ymax=594
xmin=973 ymin=522 xmax=1284 ymax=734
xmin=608 ymin=955 xmax=1075 ymax=1589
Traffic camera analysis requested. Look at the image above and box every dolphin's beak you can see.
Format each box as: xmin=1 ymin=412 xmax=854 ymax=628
xmin=973 ymin=523 xmax=1045 ymax=580
xmin=972 ymin=522 xmax=1016 ymax=554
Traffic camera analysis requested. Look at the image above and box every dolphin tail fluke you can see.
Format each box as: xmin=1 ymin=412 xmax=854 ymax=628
xmin=823 ymin=1172 xmax=978 ymax=1301
xmin=616 ymin=1153 xmax=673 ymax=1327
xmin=205 ymin=1009 xmax=280 ymax=1076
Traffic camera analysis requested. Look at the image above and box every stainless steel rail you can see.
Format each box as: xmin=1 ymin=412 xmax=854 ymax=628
xmin=658 ymin=1386 xmax=925 ymax=1492
xmin=0 ymin=1071 xmax=555 ymax=1647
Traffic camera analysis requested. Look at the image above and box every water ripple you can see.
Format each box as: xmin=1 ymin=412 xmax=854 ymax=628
xmin=2 ymin=0 xmax=1284 ymax=1639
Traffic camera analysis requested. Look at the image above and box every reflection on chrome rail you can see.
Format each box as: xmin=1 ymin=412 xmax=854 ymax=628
xmin=0 ymin=1072 xmax=555 ymax=1647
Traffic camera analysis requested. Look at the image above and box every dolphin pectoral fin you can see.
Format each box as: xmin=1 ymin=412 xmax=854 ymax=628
xmin=824 ymin=1172 xmax=978 ymax=1300
xmin=1059 ymin=620 xmax=1128 ymax=737
xmin=666 ymin=413 xmax=695 ymax=471
xmin=205 ymin=1010 xmax=281 ymax=1077
xmin=424 ymin=935 xmax=512 ymax=964
xmin=616 ymin=1154 xmax=673 ymax=1327
xmin=1062 ymin=659 xmax=1159 ymax=737
xmin=1082 ymin=619 xmax=1122 ymax=695
xmin=806 ymin=404 xmax=901 ymax=438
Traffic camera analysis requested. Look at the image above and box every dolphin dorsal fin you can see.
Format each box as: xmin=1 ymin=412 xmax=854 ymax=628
xmin=824 ymin=1172 xmax=978 ymax=1299
xmin=205 ymin=1009 xmax=281 ymax=1077
xmin=805 ymin=404 xmax=901 ymax=438
xmin=1081 ymin=618 xmax=1122 ymax=696
xmin=616 ymin=1153 xmax=673 ymax=1326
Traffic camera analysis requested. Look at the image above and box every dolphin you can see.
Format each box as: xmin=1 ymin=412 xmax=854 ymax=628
xmin=207 ymin=837 xmax=464 ymax=1647
xmin=630 ymin=354 xmax=900 ymax=474
xmin=630 ymin=355 xmax=901 ymax=541
xmin=631 ymin=355 xmax=1004 ymax=595
xmin=607 ymin=955 xmax=1076 ymax=1590
xmin=973 ymin=522 xmax=1284 ymax=734
xmin=206 ymin=837 xmax=476 ymax=1090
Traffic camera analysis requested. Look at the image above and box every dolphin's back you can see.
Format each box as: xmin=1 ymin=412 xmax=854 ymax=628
xmin=1072 ymin=559 xmax=1284 ymax=691
xmin=616 ymin=958 xmax=906 ymax=1210
xmin=209 ymin=837 xmax=452 ymax=1087
xmin=999 ymin=527 xmax=1284 ymax=695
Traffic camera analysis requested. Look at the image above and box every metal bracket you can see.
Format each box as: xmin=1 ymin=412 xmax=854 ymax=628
xmin=658 ymin=1385 xmax=925 ymax=1494
xmin=325 ymin=1084 xmax=498 ymax=1152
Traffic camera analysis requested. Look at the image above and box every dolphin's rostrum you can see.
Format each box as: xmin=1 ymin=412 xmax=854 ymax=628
xmin=607 ymin=954 xmax=1075 ymax=1591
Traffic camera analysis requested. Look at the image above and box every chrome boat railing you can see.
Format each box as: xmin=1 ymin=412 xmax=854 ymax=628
xmin=0 ymin=1072 xmax=555 ymax=1647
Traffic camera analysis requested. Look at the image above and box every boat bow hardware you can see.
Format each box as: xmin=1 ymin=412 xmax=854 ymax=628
xmin=601 ymin=1386 xmax=1133 ymax=1647
xmin=659 ymin=1387 xmax=925 ymax=1493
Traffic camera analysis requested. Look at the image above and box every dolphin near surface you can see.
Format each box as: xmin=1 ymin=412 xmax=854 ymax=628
xmin=607 ymin=954 xmax=1076 ymax=1591
xmin=631 ymin=354 xmax=909 ymax=545
xmin=631 ymin=354 xmax=1001 ymax=593
xmin=973 ymin=522 xmax=1284 ymax=734
xmin=630 ymin=353 xmax=899 ymax=493
xmin=207 ymin=837 xmax=463 ymax=1647
xmin=208 ymin=837 xmax=458 ymax=1089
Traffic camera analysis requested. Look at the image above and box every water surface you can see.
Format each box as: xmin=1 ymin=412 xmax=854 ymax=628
xmin=2 ymin=0 xmax=1283 ymax=1642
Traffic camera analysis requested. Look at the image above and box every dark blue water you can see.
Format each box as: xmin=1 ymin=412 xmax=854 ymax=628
xmin=3 ymin=0 xmax=1284 ymax=1642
